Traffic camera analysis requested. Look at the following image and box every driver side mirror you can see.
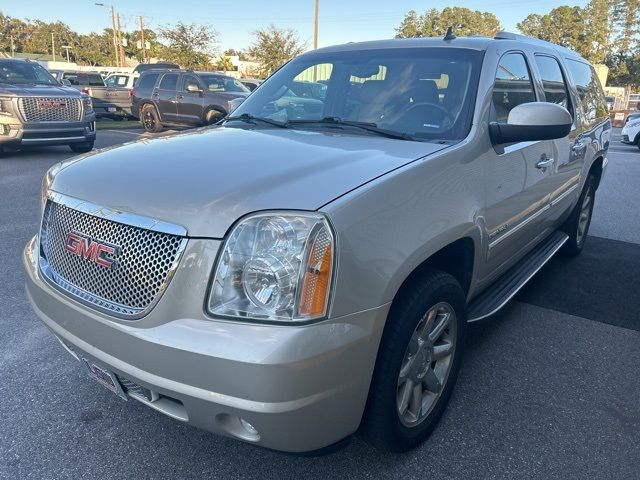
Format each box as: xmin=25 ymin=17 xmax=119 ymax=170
xmin=61 ymin=79 xmax=72 ymax=86
xmin=186 ymin=83 xmax=202 ymax=93
xmin=490 ymin=102 xmax=572 ymax=145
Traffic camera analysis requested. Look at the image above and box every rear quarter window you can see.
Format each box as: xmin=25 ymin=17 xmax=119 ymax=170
xmin=137 ymin=73 xmax=159 ymax=90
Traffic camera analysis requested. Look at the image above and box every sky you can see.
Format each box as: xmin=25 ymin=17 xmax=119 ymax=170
xmin=2 ymin=0 xmax=589 ymax=52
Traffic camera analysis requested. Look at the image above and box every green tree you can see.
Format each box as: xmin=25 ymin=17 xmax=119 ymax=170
xmin=216 ymin=55 xmax=234 ymax=74
xmin=224 ymin=48 xmax=248 ymax=61
xmin=158 ymin=22 xmax=218 ymax=69
xmin=395 ymin=7 xmax=502 ymax=38
xmin=247 ymin=24 xmax=306 ymax=77
xmin=76 ymin=30 xmax=115 ymax=66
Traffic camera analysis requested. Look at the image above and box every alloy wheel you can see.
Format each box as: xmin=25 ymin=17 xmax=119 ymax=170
xmin=396 ymin=302 xmax=457 ymax=427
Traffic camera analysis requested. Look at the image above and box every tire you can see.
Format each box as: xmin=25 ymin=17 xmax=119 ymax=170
xmin=204 ymin=108 xmax=224 ymax=125
xmin=69 ymin=140 xmax=95 ymax=153
xmin=560 ymin=174 xmax=596 ymax=256
xmin=361 ymin=269 xmax=466 ymax=452
xmin=141 ymin=104 xmax=163 ymax=133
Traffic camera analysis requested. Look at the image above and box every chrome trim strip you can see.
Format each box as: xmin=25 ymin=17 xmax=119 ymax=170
xmin=469 ymin=233 xmax=568 ymax=322
xmin=550 ymin=184 xmax=579 ymax=207
xmin=47 ymin=190 xmax=188 ymax=237
xmin=502 ymin=140 xmax=540 ymax=154
xmin=22 ymin=136 xmax=86 ymax=143
xmin=489 ymin=204 xmax=551 ymax=250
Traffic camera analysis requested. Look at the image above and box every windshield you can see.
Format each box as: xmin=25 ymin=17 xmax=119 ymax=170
xmin=200 ymin=75 xmax=250 ymax=93
xmin=0 ymin=61 xmax=59 ymax=86
xmin=231 ymin=47 xmax=482 ymax=141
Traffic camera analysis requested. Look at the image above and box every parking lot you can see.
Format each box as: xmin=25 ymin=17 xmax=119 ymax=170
xmin=1 ymin=128 xmax=639 ymax=479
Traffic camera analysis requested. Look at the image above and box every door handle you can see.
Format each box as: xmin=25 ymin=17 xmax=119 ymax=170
xmin=536 ymin=155 xmax=554 ymax=169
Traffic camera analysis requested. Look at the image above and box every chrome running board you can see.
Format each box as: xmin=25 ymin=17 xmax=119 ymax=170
xmin=467 ymin=231 xmax=569 ymax=322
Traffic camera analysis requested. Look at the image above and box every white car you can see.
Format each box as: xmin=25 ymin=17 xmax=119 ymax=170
xmin=104 ymin=73 xmax=139 ymax=90
xmin=621 ymin=117 xmax=640 ymax=149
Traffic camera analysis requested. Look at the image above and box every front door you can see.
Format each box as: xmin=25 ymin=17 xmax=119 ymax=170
xmin=483 ymin=52 xmax=555 ymax=276
xmin=177 ymin=74 xmax=205 ymax=125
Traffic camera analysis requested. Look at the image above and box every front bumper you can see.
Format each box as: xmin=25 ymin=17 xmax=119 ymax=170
xmin=0 ymin=115 xmax=96 ymax=147
xmin=23 ymin=236 xmax=388 ymax=452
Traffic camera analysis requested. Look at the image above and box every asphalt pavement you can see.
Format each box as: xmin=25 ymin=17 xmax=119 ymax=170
xmin=1 ymin=128 xmax=638 ymax=480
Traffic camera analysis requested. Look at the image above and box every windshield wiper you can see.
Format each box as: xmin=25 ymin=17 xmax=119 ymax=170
xmin=224 ymin=113 xmax=288 ymax=128
xmin=287 ymin=117 xmax=416 ymax=141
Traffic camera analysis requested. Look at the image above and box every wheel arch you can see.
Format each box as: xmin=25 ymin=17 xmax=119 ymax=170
xmin=140 ymin=101 xmax=162 ymax=121
xmin=203 ymin=105 xmax=227 ymax=123
xmin=589 ymin=156 xmax=605 ymax=190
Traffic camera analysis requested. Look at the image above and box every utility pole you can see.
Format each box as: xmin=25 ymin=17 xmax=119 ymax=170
xmin=116 ymin=13 xmax=126 ymax=67
xmin=110 ymin=5 xmax=119 ymax=67
xmin=51 ymin=33 xmax=56 ymax=61
xmin=61 ymin=45 xmax=72 ymax=63
xmin=313 ymin=0 xmax=319 ymax=49
xmin=139 ymin=15 xmax=147 ymax=63
xmin=10 ymin=35 xmax=15 ymax=56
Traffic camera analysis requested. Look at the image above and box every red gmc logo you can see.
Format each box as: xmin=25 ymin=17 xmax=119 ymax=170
xmin=64 ymin=232 xmax=120 ymax=270
xmin=37 ymin=100 xmax=66 ymax=109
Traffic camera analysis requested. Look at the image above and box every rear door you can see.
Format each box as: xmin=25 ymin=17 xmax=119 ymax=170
xmin=532 ymin=55 xmax=583 ymax=224
xmin=155 ymin=73 xmax=179 ymax=122
xmin=484 ymin=51 xmax=555 ymax=272
xmin=177 ymin=74 xmax=205 ymax=125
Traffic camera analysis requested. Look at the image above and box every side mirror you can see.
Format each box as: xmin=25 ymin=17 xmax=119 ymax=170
xmin=186 ymin=83 xmax=202 ymax=93
xmin=490 ymin=102 xmax=572 ymax=145
xmin=61 ymin=79 xmax=72 ymax=86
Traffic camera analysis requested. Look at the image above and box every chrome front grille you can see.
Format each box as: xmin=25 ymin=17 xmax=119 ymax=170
xmin=18 ymin=97 xmax=82 ymax=122
xmin=39 ymin=198 xmax=187 ymax=319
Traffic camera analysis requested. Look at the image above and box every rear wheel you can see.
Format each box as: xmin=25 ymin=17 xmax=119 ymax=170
xmin=561 ymin=174 xmax=596 ymax=256
xmin=69 ymin=140 xmax=95 ymax=153
xmin=361 ymin=270 xmax=466 ymax=452
xmin=141 ymin=104 xmax=163 ymax=133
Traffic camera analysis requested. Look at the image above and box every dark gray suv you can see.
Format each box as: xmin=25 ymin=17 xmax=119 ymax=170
xmin=131 ymin=70 xmax=249 ymax=132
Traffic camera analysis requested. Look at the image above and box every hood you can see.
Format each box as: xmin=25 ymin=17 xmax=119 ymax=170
xmin=51 ymin=127 xmax=448 ymax=238
xmin=0 ymin=84 xmax=80 ymax=97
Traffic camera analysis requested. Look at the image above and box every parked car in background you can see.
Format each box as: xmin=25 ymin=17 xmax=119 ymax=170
xmin=621 ymin=116 xmax=640 ymax=149
xmin=104 ymin=73 xmax=139 ymax=90
xmin=131 ymin=70 xmax=250 ymax=132
xmin=624 ymin=111 xmax=640 ymax=125
xmin=133 ymin=62 xmax=180 ymax=74
xmin=57 ymin=71 xmax=133 ymax=120
xmin=24 ymin=33 xmax=610 ymax=452
xmin=0 ymin=58 xmax=95 ymax=153
xmin=605 ymin=95 xmax=615 ymax=110
xmin=240 ymin=78 xmax=263 ymax=91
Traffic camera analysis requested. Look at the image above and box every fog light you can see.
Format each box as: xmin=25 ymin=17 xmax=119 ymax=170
xmin=239 ymin=418 xmax=258 ymax=436
xmin=215 ymin=413 xmax=261 ymax=442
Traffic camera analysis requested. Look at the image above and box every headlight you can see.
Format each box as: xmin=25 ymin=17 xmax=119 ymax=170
xmin=207 ymin=212 xmax=335 ymax=322
xmin=0 ymin=97 xmax=13 ymax=116
xmin=82 ymin=95 xmax=93 ymax=113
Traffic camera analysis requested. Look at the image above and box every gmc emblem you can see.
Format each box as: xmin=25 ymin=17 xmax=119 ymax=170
xmin=64 ymin=232 xmax=120 ymax=270
xmin=37 ymin=100 xmax=66 ymax=109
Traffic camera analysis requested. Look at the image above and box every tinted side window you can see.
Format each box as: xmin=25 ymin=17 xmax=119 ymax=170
xmin=137 ymin=73 xmax=159 ymax=90
xmin=88 ymin=74 xmax=104 ymax=86
xmin=535 ymin=55 xmax=571 ymax=115
xmin=566 ymin=59 xmax=608 ymax=127
xmin=181 ymin=74 xmax=199 ymax=92
xmin=159 ymin=73 xmax=178 ymax=90
xmin=493 ymin=53 xmax=536 ymax=122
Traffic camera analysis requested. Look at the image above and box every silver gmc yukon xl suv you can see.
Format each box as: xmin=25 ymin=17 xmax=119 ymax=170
xmin=0 ymin=59 xmax=96 ymax=154
xmin=24 ymin=33 xmax=610 ymax=453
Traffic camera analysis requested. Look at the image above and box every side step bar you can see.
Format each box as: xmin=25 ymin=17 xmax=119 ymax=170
xmin=467 ymin=231 xmax=569 ymax=322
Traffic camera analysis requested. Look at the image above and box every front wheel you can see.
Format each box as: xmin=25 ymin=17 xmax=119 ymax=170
xmin=361 ymin=270 xmax=466 ymax=452
xmin=204 ymin=108 xmax=224 ymax=125
xmin=69 ymin=140 xmax=95 ymax=153
xmin=561 ymin=174 xmax=596 ymax=256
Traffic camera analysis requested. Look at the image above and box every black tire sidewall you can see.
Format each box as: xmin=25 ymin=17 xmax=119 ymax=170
xmin=362 ymin=271 xmax=466 ymax=451
xmin=142 ymin=105 xmax=161 ymax=133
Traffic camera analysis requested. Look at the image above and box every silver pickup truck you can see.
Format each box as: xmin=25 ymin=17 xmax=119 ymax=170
xmin=0 ymin=59 xmax=96 ymax=153
xmin=24 ymin=32 xmax=610 ymax=453
xmin=53 ymin=71 xmax=133 ymax=120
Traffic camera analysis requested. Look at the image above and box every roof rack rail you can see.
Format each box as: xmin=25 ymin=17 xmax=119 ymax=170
xmin=493 ymin=30 xmax=580 ymax=57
